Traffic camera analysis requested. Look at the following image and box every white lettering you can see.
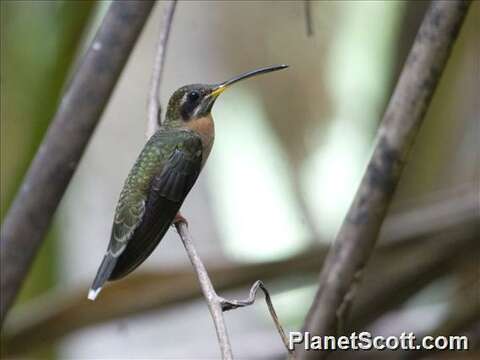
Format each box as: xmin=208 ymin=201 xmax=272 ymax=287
xmin=288 ymin=331 xmax=303 ymax=350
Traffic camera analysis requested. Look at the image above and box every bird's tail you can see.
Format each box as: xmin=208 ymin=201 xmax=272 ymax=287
xmin=88 ymin=253 xmax=118 ymax=301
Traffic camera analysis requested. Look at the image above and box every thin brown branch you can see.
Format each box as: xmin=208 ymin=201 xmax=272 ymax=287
xmin=175 ymin=220 xmax=293 ymax=359
xmin=304 ymin=1 xmax=314 ymax=37
xmin=147 ymin=0 xmax=177 ymax=134
xmin=300 ymin=1 xmax=471 ymax=358
xmin=0 ymin=1 xmax=155 ymax=325
xmin=145 ymin=3 xmax=289 ymax=356
xmin=174 ymin=221 xmax=234 ymax=359
xmin=145 ymin=3 xmax=237 ymax=357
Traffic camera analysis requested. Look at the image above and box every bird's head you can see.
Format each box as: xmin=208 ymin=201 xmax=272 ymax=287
xmin=164 ymin=64 xmax=288 ymax=125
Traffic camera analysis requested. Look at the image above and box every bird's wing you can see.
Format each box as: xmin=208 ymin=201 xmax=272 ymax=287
xmin=153 ymin=145 xmax=203 ymax=202
xmin=110 ymin=191 xmax=146 ymax=255
xmin=89 ymin=188 xmax=145 ymax=298
xmin=89 ymin=129 xmax=203 ymax=296
xmin=108 ymin=129 xmax=203 ymax=279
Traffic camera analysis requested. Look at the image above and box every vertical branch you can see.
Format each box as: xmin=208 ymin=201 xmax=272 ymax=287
xmin=145 ymin=3 xmax=234 ymax=358
xmin=0 ymin=1 xmax=155 ymax=324
xmin=145 ymin=3 xmax=290 ymax=359
xmin=299 ymin=1 xmax=471 ymax=359
xmin=147 ymin=0 xmax=177 ymax=136
xmin=304 ymin=0 xmax=314 ymax=37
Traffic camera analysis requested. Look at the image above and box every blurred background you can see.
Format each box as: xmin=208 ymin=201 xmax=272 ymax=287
xmin=1 ymin=1 xmax=478 ymax=359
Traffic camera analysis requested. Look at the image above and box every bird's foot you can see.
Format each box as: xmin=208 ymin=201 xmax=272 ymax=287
xmin=173 ymin=212 xmax=188 ymax=226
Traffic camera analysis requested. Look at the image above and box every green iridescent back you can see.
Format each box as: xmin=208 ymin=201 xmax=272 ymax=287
xmin=107 ymin=126 xmax=203 ymax=278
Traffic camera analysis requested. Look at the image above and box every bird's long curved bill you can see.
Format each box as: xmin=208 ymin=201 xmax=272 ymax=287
xmin=211 ymin=64 xmax=288 ymax=97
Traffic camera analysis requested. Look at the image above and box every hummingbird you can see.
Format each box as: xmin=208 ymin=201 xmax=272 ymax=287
xmin=88 ymin=64 xmax=288 ymax=300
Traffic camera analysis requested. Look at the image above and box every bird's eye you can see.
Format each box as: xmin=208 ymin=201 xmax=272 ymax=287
xmin=187 ymin=91 xmax=200 ymax=102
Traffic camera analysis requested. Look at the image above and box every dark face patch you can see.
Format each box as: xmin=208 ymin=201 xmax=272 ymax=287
xmin=180 ymin=90 xmax=202 ymax=121
xmin=165 ymin=84 xmax=216 ymax=124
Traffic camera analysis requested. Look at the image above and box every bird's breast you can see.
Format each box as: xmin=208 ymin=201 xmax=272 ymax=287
xmin=185 ymin=115 xmax=215 ymax=166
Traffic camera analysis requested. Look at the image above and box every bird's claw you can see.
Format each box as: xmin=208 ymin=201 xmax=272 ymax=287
xmin=173 ymin=212 xmax=188 ymax=226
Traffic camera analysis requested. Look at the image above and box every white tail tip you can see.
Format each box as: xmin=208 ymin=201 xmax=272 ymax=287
xmin=88 ymin=287 xmax=102 ymax=301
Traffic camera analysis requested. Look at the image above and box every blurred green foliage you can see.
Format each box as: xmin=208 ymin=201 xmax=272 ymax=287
xmin=1 ymin=1 xmax=95 ymax=219
xmin=1 ymin=1 xmax=95 ymax=357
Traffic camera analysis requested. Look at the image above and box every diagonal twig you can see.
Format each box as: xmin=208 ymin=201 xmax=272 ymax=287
xmin=175 ymin=222 xmax=293 ymax=359
xmin=174 ymin=221 xmax=234 ymax=359
xmin=0 ymin=0 xmax=155 ymax=325
xmin=299 ymin=2 xmax=471 ymax=359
